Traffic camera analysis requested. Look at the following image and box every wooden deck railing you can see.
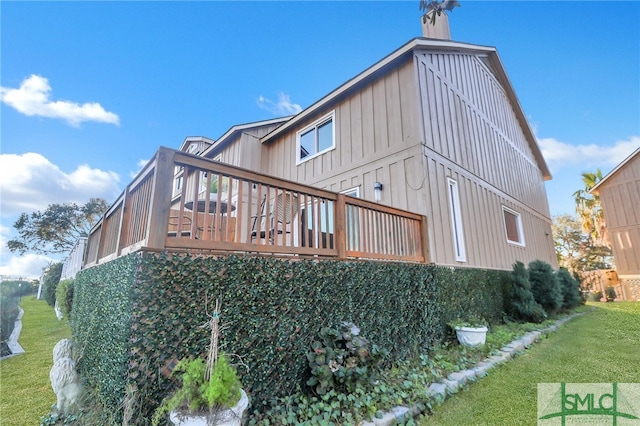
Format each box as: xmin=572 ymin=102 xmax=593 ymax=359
xmin=84 ymin=147 xmax=429 ymax=268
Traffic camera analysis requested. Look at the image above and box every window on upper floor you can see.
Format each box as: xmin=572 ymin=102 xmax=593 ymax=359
xmin=502 ymin=206 xmax=525 ymax=246
xmin=297 ymin=111 xmax=335 ymax=163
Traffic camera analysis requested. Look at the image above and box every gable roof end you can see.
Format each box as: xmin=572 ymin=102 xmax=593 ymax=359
xmin=590 ymin=146 xmax=640 ymax=195
xmin=260 ymin=37 xmax=552 ymax=181
xmin=179 ymin=136 xmax=215 ymax=152
xmin=201 ymin=116 xmax=292 ymax=158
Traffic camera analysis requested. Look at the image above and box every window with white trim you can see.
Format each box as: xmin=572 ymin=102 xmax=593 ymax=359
xmin=447 ymin=178 xmax=466 ymax=262
xmin=502 ymin=206 xmax=525 ymax=246
xmin=297 ymin=112 xmax=335 ymax=163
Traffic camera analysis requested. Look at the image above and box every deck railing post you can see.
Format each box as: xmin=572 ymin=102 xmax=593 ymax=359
xmin=146 ymin=147 xmax=175 ymax=249
xmin=95 ymin=212 xmax=109 ymax=262
xmin=115 ymin=189 xmax=130 ymax=256
xmin=420 ymin=215 xmax=430 ymax=263
xmin=335 ymin=194 xmax=347 ymax=260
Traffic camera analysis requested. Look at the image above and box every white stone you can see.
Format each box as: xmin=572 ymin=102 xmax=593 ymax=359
xmin=3 ymin=308 xmax=25 ymax=359
xmin=372 ymin=411 xmax=397 ymax=426
xmin=443 ymin=379 xmax=460 ymax=393
xmin=428 ymin=382 xmax=447 ymax=398
xmin=390 ymin=406 xmax=410 ymax=419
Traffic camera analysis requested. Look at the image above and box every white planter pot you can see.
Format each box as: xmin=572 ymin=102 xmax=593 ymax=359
xmin=169 ymin=389 xmax=249 ymax=426
xmin=455 ymin=326 xmax=488 ymax=347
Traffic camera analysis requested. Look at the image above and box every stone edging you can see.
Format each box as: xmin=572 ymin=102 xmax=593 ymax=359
xmin=1 ymin=308 xmax=26 ymax=361
xmin=360 ymin=309 xmax=592 ymax=426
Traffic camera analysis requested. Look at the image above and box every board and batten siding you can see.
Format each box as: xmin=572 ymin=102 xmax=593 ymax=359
xmin=416 ymin=51 xmax=549 ymax=213
xmin=262 ymin=58 xmax=420 ymax=192
xmin=597 ymin=152 xmax=640 ymax=276
xmin=422 ymin=154 xmax=556 ymax=269
xmin=416 ymin=50 xmax=556 ymax=269
xmin=211 ymin=123 xmax=283 ymax=171
xmin=259 ymin=47 xmax=556 ymax=270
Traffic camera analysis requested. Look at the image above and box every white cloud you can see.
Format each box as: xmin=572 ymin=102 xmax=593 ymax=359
xmin=257 ymin=92 xmax=302 ymax=116
xmin=0 ymin=253 xmax=54 ymax=280
xmin=539 ymin=136 xmax=640 ymax=173
xmin=130 ymin=159 xmax=149 ymax=178
xmin=0 ymin=224 xmax=10 ymax=253
xmin=0 ymin=74 xmax=120 ymax=127
xmin=0 ymin=152 xmax=121 ymax=216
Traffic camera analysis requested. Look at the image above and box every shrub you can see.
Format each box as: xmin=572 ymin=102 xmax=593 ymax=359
xmin=507 ymin=261 xmax=546 ymax=323
xmin=42 ymin=263 xmax=63 ymax=307
xmin=55 ymin=279 xmax=75 ymax=318
xmin=556 ymin=268 xmax=581 ymax=310
xmin=589 ymin=291 xmax=603 ymax=302
xmin=306 ymin=322 xmax=387 ymax=395
xmin=528 ymin=260 xmax=562 ymax=314
xmin=605 ymin=286 xmax=617 ymax=302
xmin=152 ymin=355 xmax=241 ymax=426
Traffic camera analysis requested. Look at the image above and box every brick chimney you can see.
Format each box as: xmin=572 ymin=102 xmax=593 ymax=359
xmin=421 ymin=11 xmax=451 ymax=40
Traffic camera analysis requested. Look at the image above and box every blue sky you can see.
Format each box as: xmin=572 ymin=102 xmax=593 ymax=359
xmin=1 ymin=1 xmax=639 ymax=278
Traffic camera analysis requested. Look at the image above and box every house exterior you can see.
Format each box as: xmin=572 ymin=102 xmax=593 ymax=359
xmin=590 ymin=147 xmax=640 ymax=300
xmin=184 ymin=32 xmax=557 ymax=271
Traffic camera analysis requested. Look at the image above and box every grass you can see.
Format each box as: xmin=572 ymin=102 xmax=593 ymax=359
xmin=420 ymin=302 xmax=640 ymax=425
xmin=0 ymin=295 xmax=71 ymax=425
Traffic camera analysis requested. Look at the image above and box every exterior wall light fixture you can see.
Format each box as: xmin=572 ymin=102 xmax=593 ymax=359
xmin=373 ymin=181 xmax=383 ymax=202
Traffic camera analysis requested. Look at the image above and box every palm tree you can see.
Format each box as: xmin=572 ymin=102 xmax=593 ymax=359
xmin=420 ymin=0 xmax=460 ymax=24
xmin=573 ymin=169 xmax=608 ymax=246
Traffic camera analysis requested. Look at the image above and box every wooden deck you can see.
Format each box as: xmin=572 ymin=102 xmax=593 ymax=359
xmin=83 ymin=147 xmax=429 ymax=268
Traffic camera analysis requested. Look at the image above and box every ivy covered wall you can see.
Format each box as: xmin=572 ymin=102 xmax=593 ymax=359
xmin=71 ymin=252 xmax=509 ymax=423
xmin=71 ymin=254 xmax=138 ymax=412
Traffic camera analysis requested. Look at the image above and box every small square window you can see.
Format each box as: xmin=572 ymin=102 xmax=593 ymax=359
xmin=502 ymin=207 xmax=525 ymax=246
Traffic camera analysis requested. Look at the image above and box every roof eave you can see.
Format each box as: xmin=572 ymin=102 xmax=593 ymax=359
xmin=202 ymin=116 xmax=292 ymax=158
xmin=260 ymin=38 xmax=497 ymax=144
xmin=590 ymin=146 xmax=640 ymax=194
xmin=259 ymin=37 xmax=552 ymax=181
xmin=179 ymin=136 xmax=215 ymax=152
xmin=485 ymin=53 xmax=553 ymax=181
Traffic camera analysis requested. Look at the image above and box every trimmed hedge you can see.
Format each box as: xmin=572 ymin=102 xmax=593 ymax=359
xmin=55 ymin=279 xmax=74 ymax=318
xmin=71 ymin=252 xmax=509 ymax=424
xmin=42 ymin=262 xmax=63 ymax=307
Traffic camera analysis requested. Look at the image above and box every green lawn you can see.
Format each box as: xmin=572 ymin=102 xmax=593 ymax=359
xmin=0 ymin=296 xmax=71 ymax=425
xmin=421 ymin=302 xmax=640 ymax=425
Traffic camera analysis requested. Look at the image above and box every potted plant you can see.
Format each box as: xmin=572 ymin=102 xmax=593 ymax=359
xmin=153 ymin=301 xmax=249 ymax=426
xmin=449 ymin=316 xmax=488 ymax=348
